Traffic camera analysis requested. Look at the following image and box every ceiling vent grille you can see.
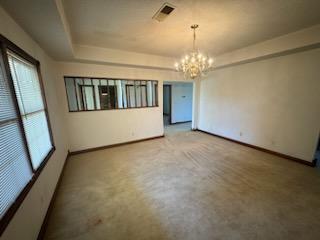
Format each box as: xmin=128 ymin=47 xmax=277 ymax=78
xmin=153 ymin=3 xmax=175 ymax=22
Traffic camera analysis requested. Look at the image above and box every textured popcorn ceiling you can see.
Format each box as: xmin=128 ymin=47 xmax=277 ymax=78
xmin=63 ymin=0 xmax=320 ymax=56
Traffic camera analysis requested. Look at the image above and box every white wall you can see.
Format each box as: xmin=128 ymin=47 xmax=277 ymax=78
xmin=57 ymin=62 xmax=189 ymax=152
xmin=74 ymin=44 xmax=175 ymax=70
xmin=198 ymin=48 xmax=320 ymax=162
xmin=214 ymin=24 xmax=320 ymax=68
xmin=2 ymin=3 xmax=318 ymax=239
xmin=0 ymin=6 xmax=69 ymax=240
xmin=169 ymin=83 xmax=193 ymax=123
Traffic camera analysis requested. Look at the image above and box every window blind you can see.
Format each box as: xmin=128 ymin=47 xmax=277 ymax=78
xmin=0 ymin=35 xmax=54 ymax=233
xmin=0 ymin=50 xmax=32 ymax=218
xmin=8 ymin=52 xmax=52 ymax=169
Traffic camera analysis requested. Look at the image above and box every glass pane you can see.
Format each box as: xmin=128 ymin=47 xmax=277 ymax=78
xmin=75 ymin=78 xmax=83 ymax=110
xmin=99 ymin=85 xmax=109 ymax=110
xmin=23 ymin=111 xmax=52 ymax=169
xmin=146 ymin=81 xmax=153 ymax=107
xmin=152 ymin=81 xmax=158 ymax=106
xmin=115 ymin=80 xmax=123 ymax=108
xmin=92 ymin=79 xmax=100 ymax=110
xmin=7 ymin=51 xmax=53 ymax=170
xmin=140 ymin=81 xmax=147 ymax=107
xmin=8 ymin=53 xmax=44 ymax=115
xmin=100 ymin=79 xmax=107 ymax=86
xmin=108 ymin=80 xmax=117 ymax=109
xmin=0 ymin=52 xmax=16 ymax=122
xmin=0 ymin=121 xmax=32 ymax=218
xmin=81 ymin=86 xmax=95 ymax=110
xmin=121 ymin=80 xmax=127 ymax=108
xmin=65 ymin=78 xmax=78 ymax=111
xmin=126 ymin=80 xmax=135 ymax=108
xmin=83 ymin=78 xmax=91 ymax=85
xmin=135 ymin=81 xmax=142 ymax=108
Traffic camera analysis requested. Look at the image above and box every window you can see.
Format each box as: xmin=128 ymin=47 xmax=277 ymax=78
xmin=64 ymin=77 xmax=158 ymax=112
xmin=0 ymin=35 xmax=54 ymax=233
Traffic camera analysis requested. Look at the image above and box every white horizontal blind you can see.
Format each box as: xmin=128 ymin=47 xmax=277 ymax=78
xmin=0 ymin=50 xmax=32 ymax=218
xmin=8 ymin=52 xmax=52 ymax=170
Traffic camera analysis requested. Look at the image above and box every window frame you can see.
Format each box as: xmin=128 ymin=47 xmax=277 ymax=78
xmin=0 ymin=34 xmax=55 ymax=235
xmin=64 ymin=76 xmax=159 ymax=112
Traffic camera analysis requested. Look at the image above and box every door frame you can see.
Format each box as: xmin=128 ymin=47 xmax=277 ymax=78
xmin=163 ymin=84 xmax=172 ymax=125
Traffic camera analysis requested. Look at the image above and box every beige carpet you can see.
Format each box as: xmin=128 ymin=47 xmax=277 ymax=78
xmin=44 ymin=128 xmax=320 ymax=240
xmin=164 ymin=121 xmax=192 ymax=134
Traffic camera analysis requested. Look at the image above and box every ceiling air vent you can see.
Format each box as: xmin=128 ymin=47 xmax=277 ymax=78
xmin=153 ymin=3 xmax=175 ymax=22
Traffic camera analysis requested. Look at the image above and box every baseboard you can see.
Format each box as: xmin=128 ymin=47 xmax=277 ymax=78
xmin=69 ymin=135 xmax=165 ymax=155
xmin=170 ymin=120 xmax=192 ymax=125
xmin=196 ymin=129 xmax=316 ymax=167
xmin=37 ymin=151 xmax=70 ymax=240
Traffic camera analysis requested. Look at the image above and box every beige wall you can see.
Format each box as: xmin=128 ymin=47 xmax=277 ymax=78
xmin=214 ymin=24 xmax=320 ymax=68
xmin=0 ymin=6 xmax=69 ymax=240
xmin=57 ymin=62 xmax=190 ymax=152
xmin=1 ymin=2 xmax=320 ymax=239
xmin=198 ymin=48 xmax=320 ymax=162
xmin=74 ymin=44 xmax=175 ymax=70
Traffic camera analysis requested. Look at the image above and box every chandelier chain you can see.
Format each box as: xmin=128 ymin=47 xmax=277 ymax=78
xmin=193 ymin=26 xmax=196 ymax=51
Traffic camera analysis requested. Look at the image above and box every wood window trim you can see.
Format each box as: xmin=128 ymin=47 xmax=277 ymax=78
xmin=64 ymin=76 xmax=159 ymax=112
xmin=0 ymin=34 xmax=55 ymax=236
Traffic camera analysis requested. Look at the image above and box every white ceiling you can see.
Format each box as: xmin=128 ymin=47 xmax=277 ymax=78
xmin=63 ymin=0 xmax=320 ymax=57
xmin=1 ymin=0 xmax=320 ymax=60
xmin=0 ymin=0 xmax=74 ymax=59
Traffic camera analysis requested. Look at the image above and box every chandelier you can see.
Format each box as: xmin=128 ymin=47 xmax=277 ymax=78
xmin=174 ymin=24 xmax=214 ymax=79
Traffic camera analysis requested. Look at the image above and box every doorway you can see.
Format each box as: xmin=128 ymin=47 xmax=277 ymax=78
xmin=315 ymin=137 xmax=320 ymax=167
xmin=163 ymin=85 xmax=172 ymax=125
xmin=163 ymin=82 xmax=193 ymax=132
